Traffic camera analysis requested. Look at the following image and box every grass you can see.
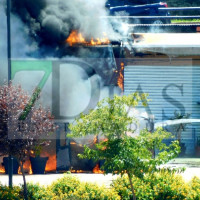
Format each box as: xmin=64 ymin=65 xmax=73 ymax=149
xmin=168 ymin=158 xmax=200 ymax=167
xmin=171 ymin=19 xmax=200 ymax=23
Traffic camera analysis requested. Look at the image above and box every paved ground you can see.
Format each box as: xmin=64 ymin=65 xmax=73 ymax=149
xmin=0 ymin=158 xmax=200 ymax=187
xmin=0 ymin=173 xmax=117 ymax=187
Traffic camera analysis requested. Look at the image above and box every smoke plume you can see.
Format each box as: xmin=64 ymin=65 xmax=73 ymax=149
xmin=11 ymin=0 xmax=118 ymax=49
xmin=1 ymin=0 xmax=121 ymax=122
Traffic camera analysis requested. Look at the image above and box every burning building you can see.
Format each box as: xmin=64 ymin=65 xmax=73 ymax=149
xmin=0 ymin=0 xmax=127 ymax=173
xmin=1 ymin=0 xmax=200 ymax=174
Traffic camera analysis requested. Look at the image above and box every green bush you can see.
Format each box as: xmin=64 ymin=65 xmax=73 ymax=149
xmin=49 ymin=175 xmax=120 ymax=200
xmin=27 ymin=175 xmax=120 ymax=200
xmin=1 ymin=174 xmax=200 ymax=200
xmin=111 ymin=175 xmax=154 ymax=200
xmin=26 ymin=183 xmax=41 ymax=199
xmin=149 ymin=171 xmax=188 ymax=200
xmin=26 ymin=183 xmax=56 ymax=200
xmin=112 ymin=171 xmax=192 ymax=200
xmin=0 ymin=185 xmax=22 ymax=200
xmin=67 ymin=182 xmax=120 ymax=200
xmin=0 ymin=175 xmax=120 ymax=200
xmin=187 ymin=177 xmax=200 ymax=200
xmin=50 ymin=175 xmax=81 ymax=196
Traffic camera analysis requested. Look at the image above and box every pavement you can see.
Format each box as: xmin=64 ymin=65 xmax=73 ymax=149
xmin=0 ymin=173 xmax=117 ymax=187
xmin=0 ymin=158 xmax=200 ymax=187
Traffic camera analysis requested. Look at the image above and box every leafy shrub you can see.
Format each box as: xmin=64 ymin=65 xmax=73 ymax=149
xmin=26 ymin=183 xmax=41 ymax=199
xmin=149 ymin=171 xmax=188 ymax=200
xmin=0 ymin=185 xmax=21 ymax=200
xmin=187 ymin=177 xmax=200 ymax=200
xmin=50 ymin=175 xmax=81 ymax=196
xmin=2 ymin=174 xmax=200 ymax=200
xmin=112 ymin=171 xmax=190 ymax=200
xmin=50 ymin=175 xmax=120 ymax=200
xmin=66 ymin=182 xmax=120 ymax=200
xmin=0 ymin=175 xmax=120 ymax=200
xmin=26 ymin=183 xmax=56 ymax=200
xmin=112 ymin=175 xmax=154 ymax=200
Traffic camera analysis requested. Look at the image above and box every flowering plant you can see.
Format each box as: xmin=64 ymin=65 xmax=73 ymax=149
xmin=0 ymin=83 xmax=56 ymax=200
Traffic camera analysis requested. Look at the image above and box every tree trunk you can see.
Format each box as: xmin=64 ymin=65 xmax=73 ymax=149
xmin=19 ymin=162 xmax=28 ymax=200
xmin=127 ymin=172 xmax=136 ymax=200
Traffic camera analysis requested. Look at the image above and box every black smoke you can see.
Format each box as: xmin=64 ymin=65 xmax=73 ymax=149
xmin=11 ymin=0 xmax=117 ymax=49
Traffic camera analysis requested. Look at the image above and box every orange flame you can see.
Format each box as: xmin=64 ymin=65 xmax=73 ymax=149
xmin=0 ymin=165 xmax=5 ymax=174
xmin=76 ymin=170 xmax=84 ymax=173
xmin=18 ymin=153 xmax=56 ymax=174
xmin=93 ymin=136 xmax=98 ymax=144
xmin=38 ymin=151 xmax=56 ymax=172
xmin=66 ymin=31 xmax=110 ymax=46
xmin=70 ymin=142 xmax=77 ymax=145
xmin=70 ymin=169 xmax=84 ymax=173
xmin=117 ymin=63 xmax=124 ymax=92
xmin=18 ymin=160 xmax=33 ymax=175
xmin=93 ymin=163 xmax=104 ymax=174
xmin=29 ymin=150 xmax=56 ymax=173
xmin=45 ymin=154 xmax=56 ymax=172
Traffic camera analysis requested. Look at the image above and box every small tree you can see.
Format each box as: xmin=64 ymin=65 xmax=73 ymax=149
xmin=0 ymin=83 xmax=56 ymax=200
xmin=69 ymin=93 xmax=180 ymax=200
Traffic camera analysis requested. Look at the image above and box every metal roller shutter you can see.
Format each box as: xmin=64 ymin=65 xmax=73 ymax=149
xmin=124 ymin=62 xmax=200 ymax=155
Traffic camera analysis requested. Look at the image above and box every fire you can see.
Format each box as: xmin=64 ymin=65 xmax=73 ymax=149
xmin=70 ymin=169 xmax=84 ymax=173
xmin=70 ymin=141 xmax=83 ymax=147
xmin=76 ymin=170 xmax=84 ymax=173
xmin=93 ymin=163 xmax=104 ymax=174
xmin=66 ymin=30 xmax=110 ymax=46
xmin=18 ymin=160 xmax=33 ymax=174
xmin=0 ymin=165 xmax=5 ymax=174
xmin=117 ymin=63 xmax=124 ymax=92
xmin=45 ymin=154 xmax=56 ymax=172
xmin=66 ymin=31 xmax=86 ymax=46
xmin=70 ymin=142 xmax=77 ymax=145
xmin=18 ymin=153 xmax=56 ymax=174
xmin=93 ymin=136 xmax=98 ymax=144
xmin=37 ymin=151 xmax=57 ymax=172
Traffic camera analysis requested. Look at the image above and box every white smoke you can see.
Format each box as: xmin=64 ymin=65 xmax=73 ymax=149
xmin=59 ymin=63 xmax=93 ymax=118
xmin=11 ymin=16 xmax=38 ymax=58
xmin=0 ymin=0 xmax=38 ymax=60
xmin=41 ymin=0 xmax=118 ymax=39
xmin=58 ymin=62 xmax=120 ymax=122
xmin=1 ymin=0 xmax=122 ymax=122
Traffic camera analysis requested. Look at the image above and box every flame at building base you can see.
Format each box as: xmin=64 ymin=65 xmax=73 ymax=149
xmin=18 ymin=160 xmax=33 ymax=175
xmin=0 ymin=165 xmax=5 ymax=174
xmin=93 ymin=163 xmax=104 ymax=174
xmin=42 ymin=153 xmax=56 ymax=172
xmin=70 ymin=169 xmax=84 ymax=173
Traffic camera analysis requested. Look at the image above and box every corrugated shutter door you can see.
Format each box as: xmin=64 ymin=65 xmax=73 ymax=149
xmin=124 ymin=64 xmax=200 ymax=155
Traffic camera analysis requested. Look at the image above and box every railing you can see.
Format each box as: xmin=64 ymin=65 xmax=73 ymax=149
xmin=155 ymin=119 xmax=200 ymax=129
xmin=159 ymin=7 xmax=200 ymax=11
xmin=103 ymin=15 xmax=200 ymax=20
xmin=102 ymin=7 xmax=200 ymax=23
